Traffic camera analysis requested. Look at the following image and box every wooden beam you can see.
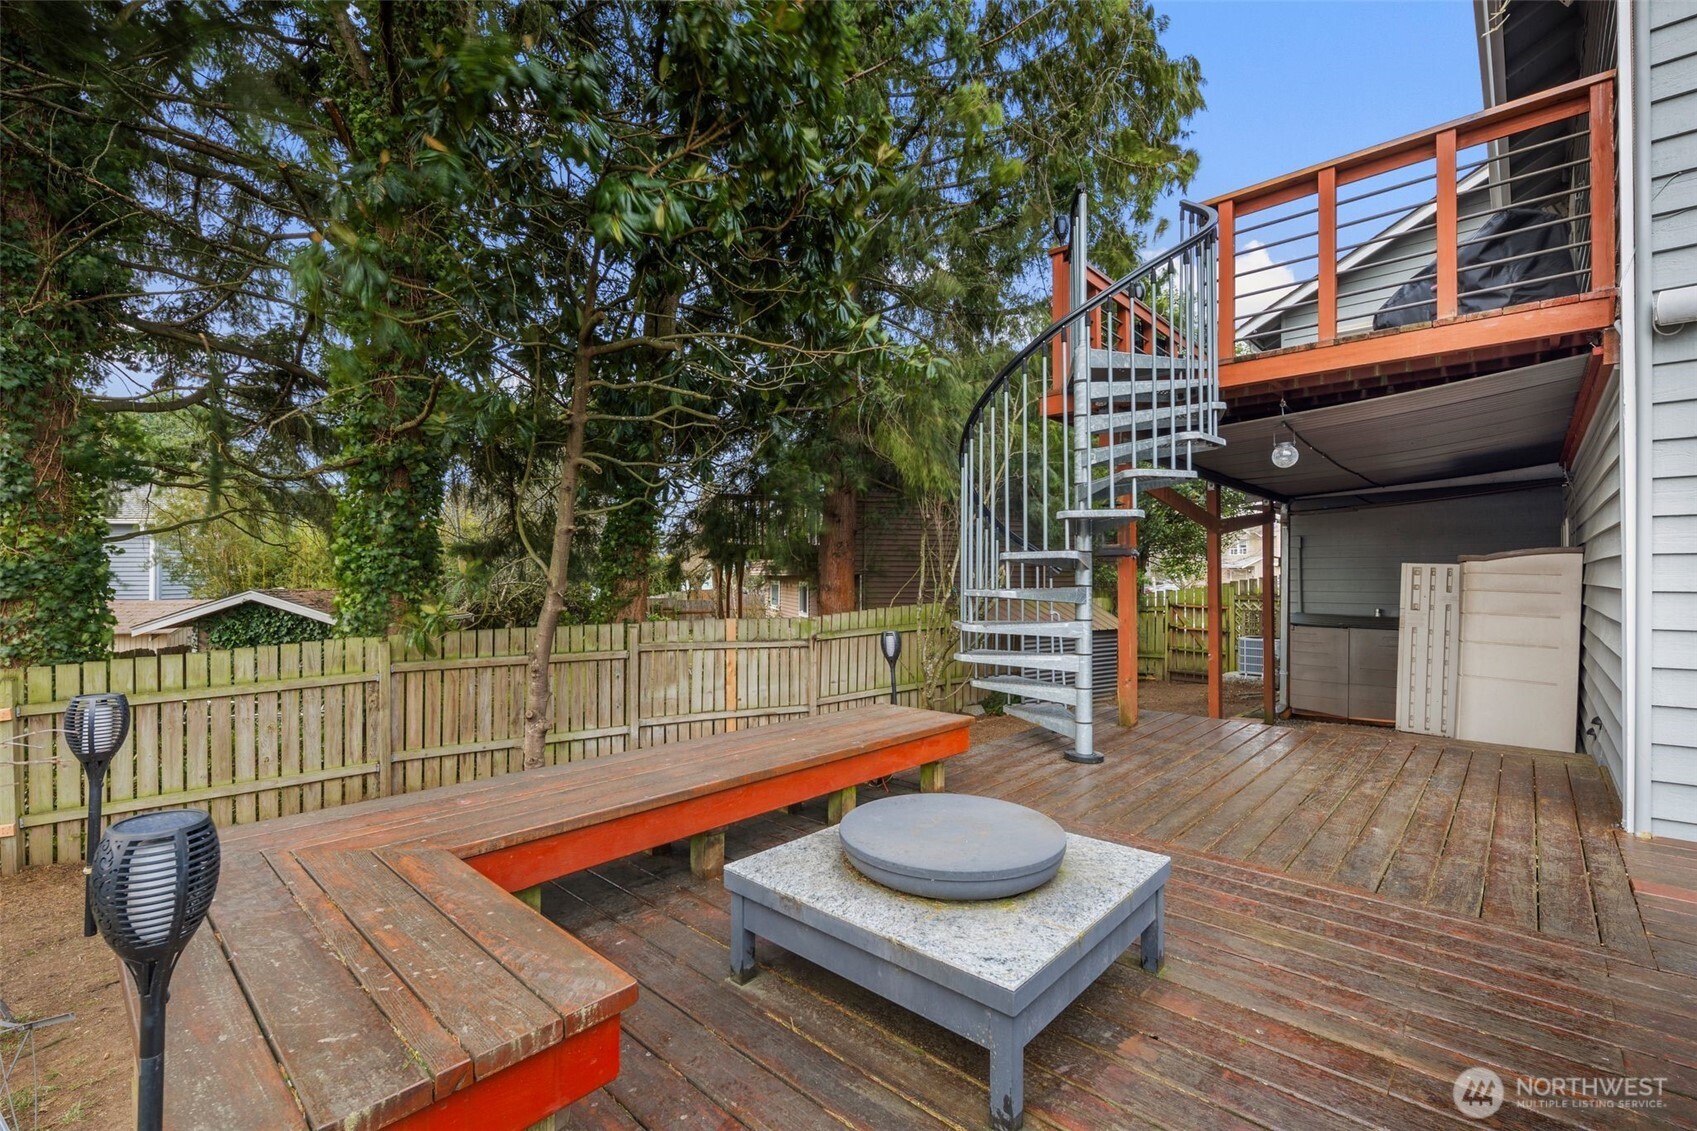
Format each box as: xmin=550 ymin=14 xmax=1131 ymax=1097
xmin=1218 ymin=512 xmax=1266 ymax=535
xmin=1144 ymin=489 xmax=1265 ymax=536
xmin=1261 ymin=506 xmax=1277 ymax=724
xmin=1218 ymin=293 xmax=1615 ymax=392
xmin=1146 ymin=486 xmax=1213 ymax=529
xmin=1560 ymin=338 xmax=1617 ymax=468
xmin=1206 ymin=486 xmax=1223 ymax=720
xmin=1118 ymin=519 xmax=1139 ymax=727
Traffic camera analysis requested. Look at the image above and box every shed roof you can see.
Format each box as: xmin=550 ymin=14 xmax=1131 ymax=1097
xmin=119 ymin=589 xmax=337 ymax=636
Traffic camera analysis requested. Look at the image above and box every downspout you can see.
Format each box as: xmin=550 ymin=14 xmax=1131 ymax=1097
xmin=1618 ymin=0 xmax=1650 ymax=834
xmin=1276 ymin=502 xmax=1289 ymax=713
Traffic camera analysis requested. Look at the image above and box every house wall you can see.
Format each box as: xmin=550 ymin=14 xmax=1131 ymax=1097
xmin=1647 ymin=2 xmax=1697 ymax=839
xmin=106 ymin=526 xmax=191 ymax=601
xmin=1290 ymin=486 xmax=1564 ymax=618
xmin=774 ymin=579 xmax=811 ymax=618
xmin=1566 ymin=369 xmax=1626 ymax=793
xmin=854 ymin=490 xmax=954 ymax=609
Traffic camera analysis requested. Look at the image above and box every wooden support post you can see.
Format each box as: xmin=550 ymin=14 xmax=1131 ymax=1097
xmin=1590 ymin=78 xmax=1617 ymax=293
xmin=1117 ymin=518 xmax=1139 ymax=727
xmin=1316 ymin=167 xmax=1338 ymax=342
xmin=920 ymin=761 xmax=947 ymax=793
xmin=1206 ymin=486 xmax=1224 ymax=720
xmin=1262 ymin=505 xmax=1277 ymax=724
xmin=827 ymin=785 xmax=857 ymax=825
xmin=690 ymin=828 xmax=726 ymax=880
xmin=1217 ymin=198 xmax=1235 ymax=358
xmin=516 ymin=885 xmax=542 ymax=912
xmin=1435 ymin=129 xmax=1459 ymax=320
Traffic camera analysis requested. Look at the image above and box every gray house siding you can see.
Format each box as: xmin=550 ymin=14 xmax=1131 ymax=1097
xmin=105 ymin=524 xmax=192 ymax=601
xmin=1649 ymin=2 xmax=1697 ymax=839
xmin=1290 ymin=486 xmax=1564 ymax=618
xmin=1567 ymin=369 xmax=1626 ymax=792
xmin=106 ymin=523 xmax=153 ymax=600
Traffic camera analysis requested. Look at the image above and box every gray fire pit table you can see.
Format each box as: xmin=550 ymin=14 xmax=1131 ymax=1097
xmin=724 ymin=826 xmax=1170 ymax=1131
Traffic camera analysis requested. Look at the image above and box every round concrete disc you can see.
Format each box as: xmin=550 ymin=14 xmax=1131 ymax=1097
xmin=837 ymin=794 xmax=1067 ymax=900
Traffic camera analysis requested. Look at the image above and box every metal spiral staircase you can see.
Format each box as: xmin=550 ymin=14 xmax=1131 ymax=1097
xmin=956 ymin=194 xmax=1223 ymax=763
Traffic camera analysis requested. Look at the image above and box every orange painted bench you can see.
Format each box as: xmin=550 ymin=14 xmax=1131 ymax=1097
xmin=152 ymin=705 xmax=969 ymax=1130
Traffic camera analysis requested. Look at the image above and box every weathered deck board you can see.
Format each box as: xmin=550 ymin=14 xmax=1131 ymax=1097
xmin=948 ymin=712 xmax=1644 ymax=954
xmin=552 ymin=780 xmax=1697 ymax=1130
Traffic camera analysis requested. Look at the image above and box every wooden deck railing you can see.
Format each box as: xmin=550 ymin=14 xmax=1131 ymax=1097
xmin=1208 ymin=71 xmax=1615 ymax=364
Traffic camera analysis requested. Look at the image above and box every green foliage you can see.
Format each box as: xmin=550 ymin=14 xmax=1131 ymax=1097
xmin=203 ymin=604 xmax=334 ymax=650
xmin=152 ymin=491 xmax=335 ymax=597
xmin=0 ymin=4 xmax=143 ymax=666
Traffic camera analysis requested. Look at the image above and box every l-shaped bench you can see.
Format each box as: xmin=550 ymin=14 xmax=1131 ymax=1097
xmin=153 ymin=704 xmax=969 ymax=1130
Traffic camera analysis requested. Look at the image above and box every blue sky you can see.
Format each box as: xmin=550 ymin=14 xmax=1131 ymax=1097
xmin=1153 ymin=1 xmax=1485 ymax=209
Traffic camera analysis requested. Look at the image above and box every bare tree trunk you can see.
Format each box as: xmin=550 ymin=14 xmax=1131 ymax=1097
xmin=521 ymin=347 xmax=592 ymax=770
xmin=735 ymin=560 xmax=744 ymax=618
xmin=607 ymin=542 xmax=649 ymax=622
xmin=817 ymin=483 xmax=858 ymax=615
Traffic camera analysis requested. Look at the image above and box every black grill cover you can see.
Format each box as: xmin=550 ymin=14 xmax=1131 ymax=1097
xmin=1372 ymin=206 xmax=1581 ymax=330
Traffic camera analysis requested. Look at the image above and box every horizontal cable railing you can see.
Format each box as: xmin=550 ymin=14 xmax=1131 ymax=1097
xmin=1208 ymin=71 xmax=1616 ymax=358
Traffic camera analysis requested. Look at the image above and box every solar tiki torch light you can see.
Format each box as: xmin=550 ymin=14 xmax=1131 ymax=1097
xmin=89 ymin=809 xmax=221 ymax=1131
xmin=880 ymin=630 xmax=902 ymax=705
xmin=64 ymin=692 xmax=131 ymax=937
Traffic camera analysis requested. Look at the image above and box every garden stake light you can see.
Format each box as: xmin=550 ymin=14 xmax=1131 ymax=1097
xmin=880 ymin=630 xmax=902 ymax=704
xmin=63 ymin=692 xmax=131 ymax=937
xmin=89 ymin=810 xmax=221 ymax=1131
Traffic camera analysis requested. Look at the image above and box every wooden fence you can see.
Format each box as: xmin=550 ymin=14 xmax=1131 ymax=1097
xmin=0 ymin=605 xmax=974 ymax=872
xmin=1137 ymin=579 xmax=1268 ymax=680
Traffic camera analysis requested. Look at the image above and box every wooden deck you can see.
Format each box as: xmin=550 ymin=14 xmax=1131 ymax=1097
xmin=550 ymin=712 xmax=1697 ymax=1129
xmin=947 ymin=712 xmax=1651 ymax=959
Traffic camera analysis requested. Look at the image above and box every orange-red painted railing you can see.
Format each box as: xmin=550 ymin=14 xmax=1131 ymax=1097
xmin=1206 ymin=71 xmax=1615 ymax=361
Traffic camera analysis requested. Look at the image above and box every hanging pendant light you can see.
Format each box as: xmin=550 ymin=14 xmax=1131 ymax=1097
xmin=1270 ymin=399 xmax=1300 ymax=470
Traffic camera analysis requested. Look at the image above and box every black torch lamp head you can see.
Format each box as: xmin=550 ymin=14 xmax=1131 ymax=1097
xmin=64 ymin=692 xmax=130 ymax=779
xmin=89 ymin=810 xmax=220 ymax=991
xmin=879 ymin=631 xmax=901 ymax=664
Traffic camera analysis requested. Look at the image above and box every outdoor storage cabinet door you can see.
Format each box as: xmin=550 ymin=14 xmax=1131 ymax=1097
xmin=1396 ymin=563 xmax=1461 ymax=737
xmin=1453 ymin=550 xmax=1583 ymax=753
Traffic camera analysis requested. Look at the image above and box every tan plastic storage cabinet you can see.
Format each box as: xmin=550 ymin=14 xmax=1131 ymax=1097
xmin=1453 ymin=549 xmax=1583 ymax=753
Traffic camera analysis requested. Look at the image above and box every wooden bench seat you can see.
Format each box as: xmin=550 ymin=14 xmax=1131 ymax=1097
xmin=159 ymin=705 xmax=969 ymax=1130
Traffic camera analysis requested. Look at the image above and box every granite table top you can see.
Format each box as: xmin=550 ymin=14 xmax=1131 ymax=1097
xmin=724 ymin=826 xmax=1170 ymax=1003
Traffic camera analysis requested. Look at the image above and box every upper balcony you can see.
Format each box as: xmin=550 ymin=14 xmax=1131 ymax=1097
xmin=1210 ymin=72 xmax=1616 ymax=420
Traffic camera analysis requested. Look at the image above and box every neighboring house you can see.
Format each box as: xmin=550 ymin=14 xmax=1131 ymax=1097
xmin=1154 ymin=0 xmax=1697 ymax=839
xmin=106 ymin=486 xmax=191 ymax=601
xmin=1222 ymin=526 xmax=1271 ymax=583
xmin=110 ymin=589 xmax=335 ymax=654
xmin=752 ymin=565 xmax=812 ymax=618
xmin=748 ymin=485 xmax=957 ymax=618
